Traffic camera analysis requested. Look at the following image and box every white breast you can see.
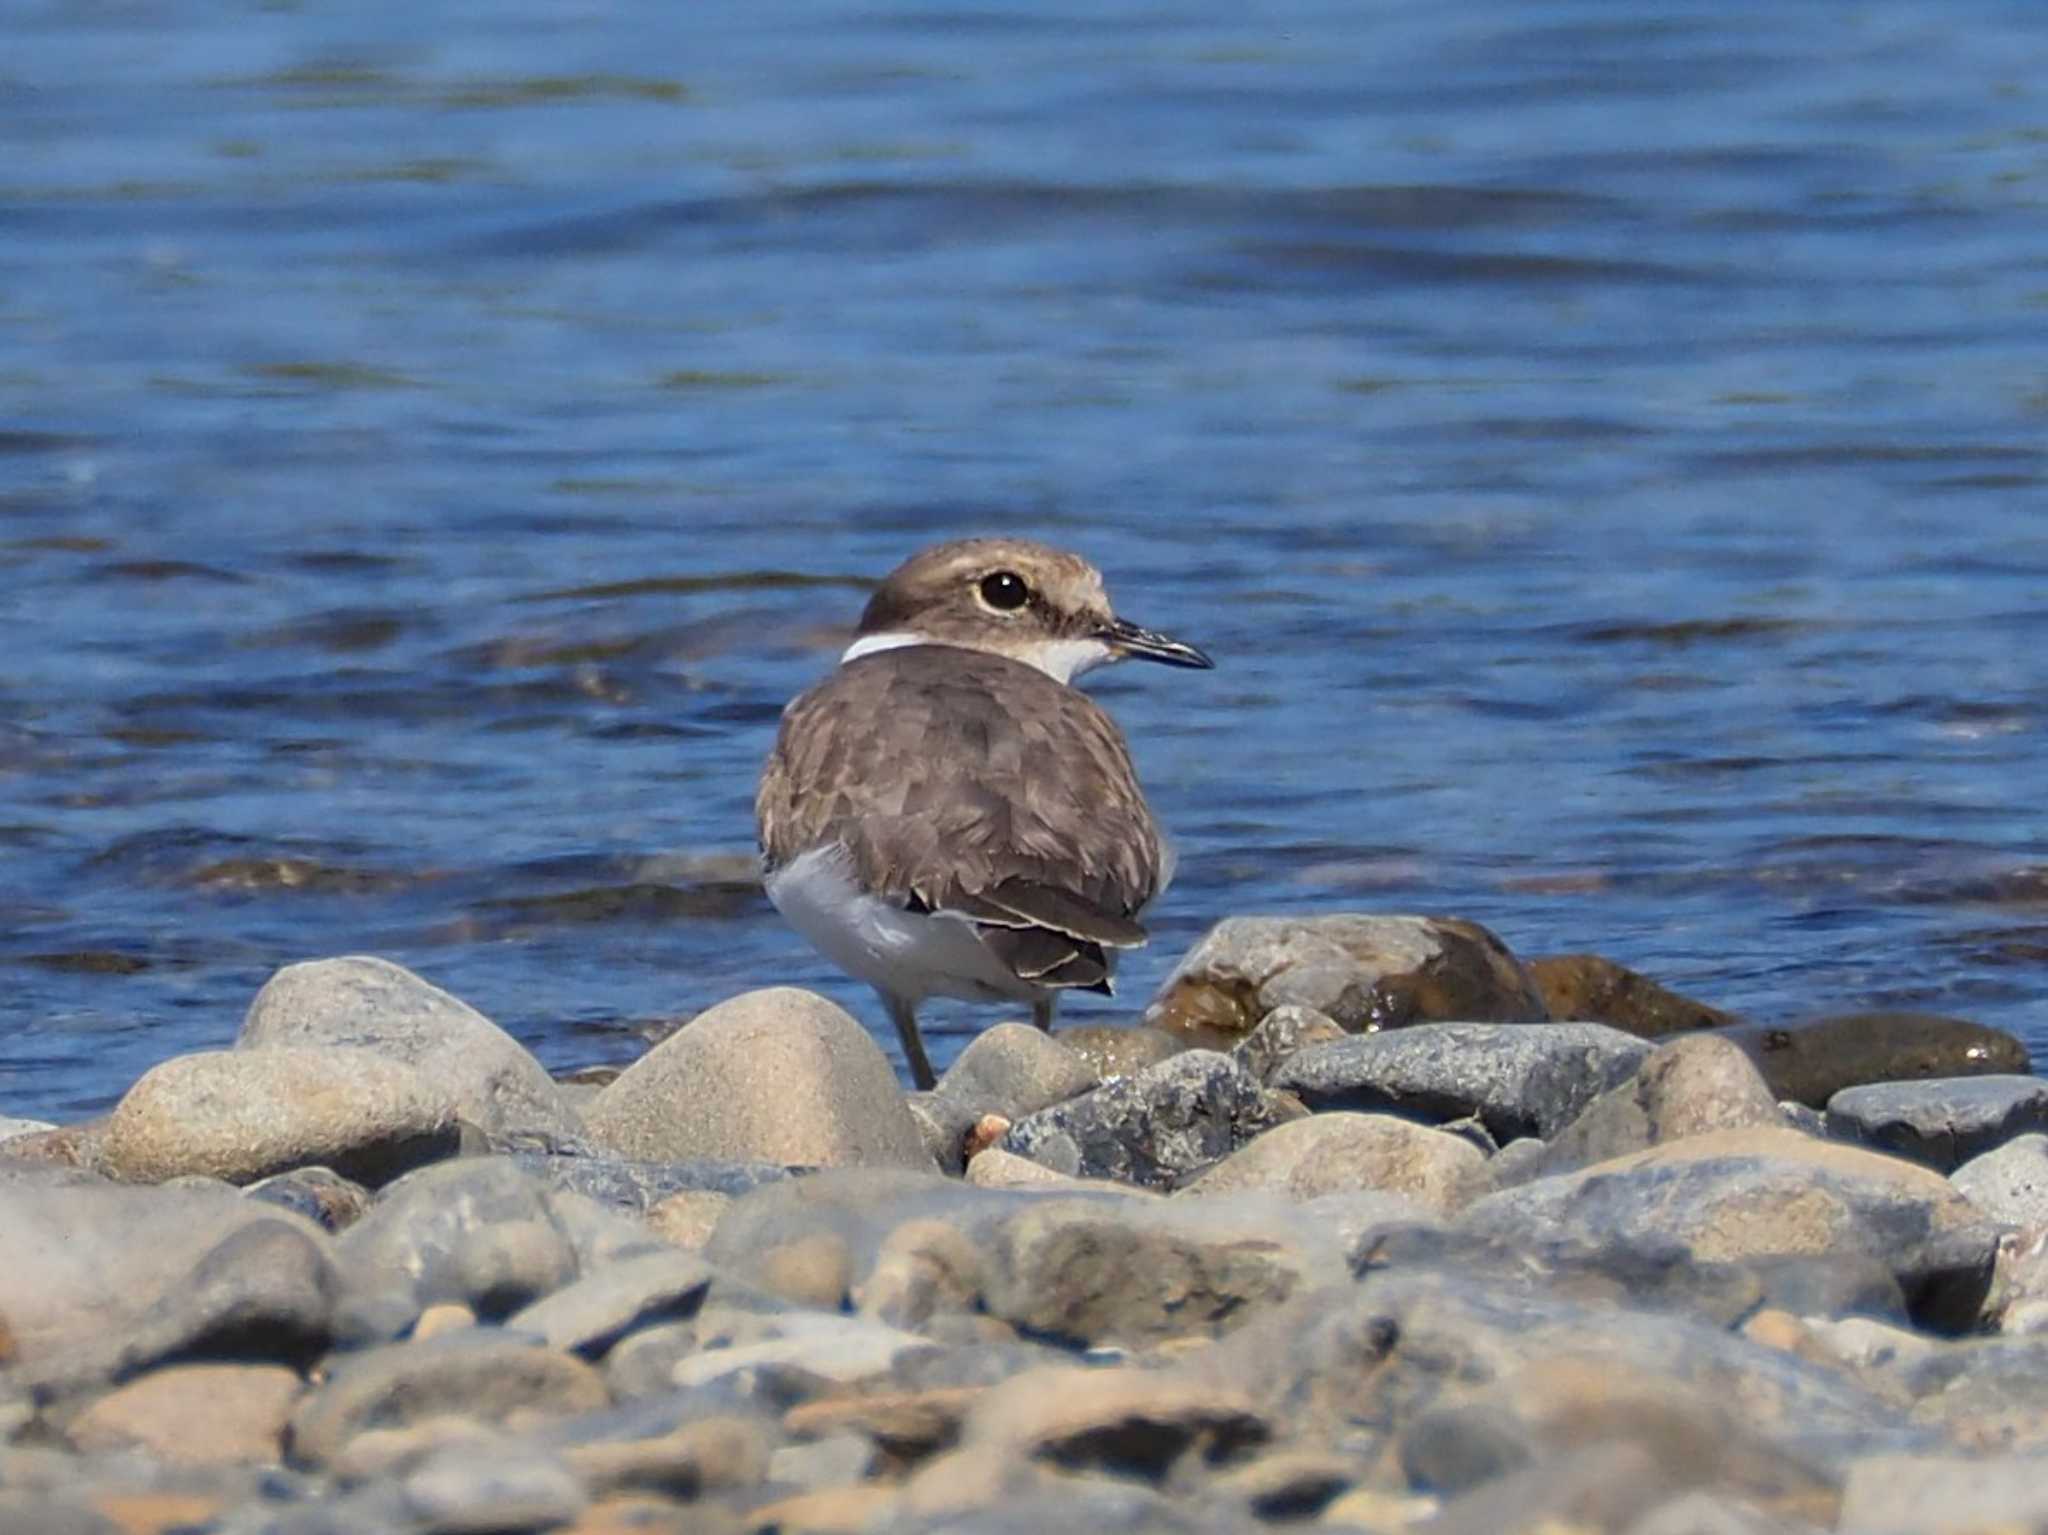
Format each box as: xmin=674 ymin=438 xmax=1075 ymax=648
xmin=765 ymin=844 xmax=1048 ymax=1007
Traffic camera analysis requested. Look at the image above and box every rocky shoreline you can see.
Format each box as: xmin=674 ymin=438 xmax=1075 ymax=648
xmin=5 ymin=914 xmax=2048 ymax=1534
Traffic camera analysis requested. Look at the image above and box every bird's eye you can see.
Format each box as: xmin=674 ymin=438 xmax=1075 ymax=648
xmin=978 ymin=570 xmax=1029 ymax=612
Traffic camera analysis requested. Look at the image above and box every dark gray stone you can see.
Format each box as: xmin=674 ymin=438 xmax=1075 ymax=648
xmin=1000 ymin=1050 xmax=1290 ymax=1190
xmin=1272 ymin=1022 xmax=1652 ymax=1143
xmin=1827 ymin=1074 xmax=2048 ymax=1173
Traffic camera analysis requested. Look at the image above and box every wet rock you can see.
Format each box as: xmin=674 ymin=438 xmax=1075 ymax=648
xmin=963 ymin=1365 xmax=1269 ymax=1478
xmin=1178 ymin=1112 xmax=1483 ymax=1215
xmin=1226 ymin=1004 xmax=1346 ymax=1084
xmin=1953 ymin=1132 xmax=2048 ymax=1226
xmin=65 ymin=1363 xmax=302 ymax=1464
xmin=100 ymin=1048 xmax=458 ymax=1188
xmin=1 ymin=1173 xmax=339 ymax=1387
xmin=1827 ymin=1074 xmax=2048 ymax=1173
xmin=1459 ymin=1127 xmax=2002 ymax=1332
xmin=1143 ymin=913 xmax=1548 ymax=1048
xmin=999 ymin=1050 xmax=1290 ymax=1190
xmin=1272 ymin=1021 xmax=1651 ymax=1143
xmin=239 ymin=955 xmax=587 ymax=1151
xmin=1838 ymin=1452 xmax=2048 ymax=1534
xmin=1517 ymin=1034 xmax=1788 ymax=1182
xmin=1527 ymin=953 xmax=1740 ymax=1037
xmin=286 ymin=1330 xmax=610 ymax=1470
xmin=984 ymin=1194 xmax=1346 ymax=1348
xmin=335 ymin=1157 xmax=577 ymax=1323
xmin=1717 ymin=1012 xmax=2030 ymax=1107
xmin=1050 ymin=1025 xmax=1187 ymax=1081
xmin=245 ymin=1165 xmax=374 ymax=1233
xmin=585 ymin=988 xmax=932 ymax=1170
xmin=504 ymin=1250 xmax=714 ymax=1359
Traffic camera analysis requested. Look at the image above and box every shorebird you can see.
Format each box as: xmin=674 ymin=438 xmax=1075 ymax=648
xmin=755 ymin=538 xmax=1212 ymax=1089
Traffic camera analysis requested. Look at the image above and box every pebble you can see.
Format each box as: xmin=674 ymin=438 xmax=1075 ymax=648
xmin=999 ymin=1049 xmax=1291 ymax=1189
xmin=1826 ymin=1074 xmax=2048 ymax=1173
xmin=239 ymin=956 xmax=588 ymax=1152
xmin=584 ymin=988 xmax=934 ymax=1170
xmin=100 ymin=1047 xmax=458 ymax=1187
xmin=65 ymin=1364 xmax=303 ymax=1465
xmin=21 ymin=933 xmax=2048 ymax=1533
xmin=1272 ymin=1020 xmax=1651 ymax=1142
xmin=1143 ymin=913 xmax=1548 ymax=1046
xmin=1178 ymin=1111 xmax=1484 ymax=1214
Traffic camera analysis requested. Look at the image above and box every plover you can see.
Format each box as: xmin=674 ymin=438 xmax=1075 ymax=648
xmin=755 ymin=538 xmax=1212 ymax=1088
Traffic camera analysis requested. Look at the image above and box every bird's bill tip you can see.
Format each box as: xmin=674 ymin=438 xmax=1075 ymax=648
xmin=1099 ymin=617 xmax=1214 ymax=669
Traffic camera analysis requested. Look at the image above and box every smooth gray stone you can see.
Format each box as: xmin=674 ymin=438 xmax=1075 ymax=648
xmin=0 ymin=1173 xmax=337 ymax=1386
xmin=504 ymin=1250 xmax=715 ymax=1358
xmin=918 ymin=1024 xmax=1100 ymax=1172
xmin=1272 ymin=1022 xmax=1652 ymax=1142
xmin=1000 ymin=1050 xmax=1290 ymax=1189
xmin=1952 ymin=1131 xmax=2048 ymax=1226
xmin=335 ymin=1157 xmax=576 ymax=1321
xmin=1827 ymin=1074 xmax=2048 ymax=1173
xmin=287 ymin=1330 xmax=609 ymax=1470
xmin=240 ymin=955 xmax=588 ymax=1153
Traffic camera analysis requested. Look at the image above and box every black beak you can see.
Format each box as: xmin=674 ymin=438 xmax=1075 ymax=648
xmin=1098 ymin=616 xmax=1214 ymax=669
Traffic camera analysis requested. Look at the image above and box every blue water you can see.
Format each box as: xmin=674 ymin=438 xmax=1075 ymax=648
xmin=4 ymin=1 xmax=2046 ymax=1118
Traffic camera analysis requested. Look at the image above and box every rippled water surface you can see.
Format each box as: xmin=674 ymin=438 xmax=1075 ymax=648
xmin=4 ymin=1 xmax=2047 ymax=1117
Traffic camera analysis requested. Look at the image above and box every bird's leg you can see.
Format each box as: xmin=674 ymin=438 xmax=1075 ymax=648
xmin=1031 ymin=997 xmax=1057 ymax=1033
xmin=882 ymin=993 xmax=937 ymax=1090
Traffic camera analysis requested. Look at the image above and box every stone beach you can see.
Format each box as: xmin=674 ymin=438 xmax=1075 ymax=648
xmin=4 ymin=917 xmax=2048 ymax=1534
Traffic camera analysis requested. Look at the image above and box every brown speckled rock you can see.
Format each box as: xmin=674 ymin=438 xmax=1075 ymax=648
xmin=1180 ymin=1112 xmax=1484 ymax=1215
xmin=1143 ymin=914 xmax=1546 ymax=1048
xmin=101 ymin=1047 xmax=458 ymax=1187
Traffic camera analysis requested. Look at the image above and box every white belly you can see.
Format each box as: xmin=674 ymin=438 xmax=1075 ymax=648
xmin=765 ymin=844 xmax=1048 ymax=1006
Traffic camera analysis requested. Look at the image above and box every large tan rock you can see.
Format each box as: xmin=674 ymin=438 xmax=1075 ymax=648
xmin=1180 ymin=1112 xmax=1484 ymax=1215
xmin=1143 ymin=914 xmax=1547 ymax=1048
xmin=101 ymin=1047 xmax=458 ymax=1186
xmin=584 ymin=988 xmax=933 ymax=1170
xmin=67 ymin=1363 xmax=302 ymax=1465
xmin=240 ymin=956 xmax=585 ymax=1150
